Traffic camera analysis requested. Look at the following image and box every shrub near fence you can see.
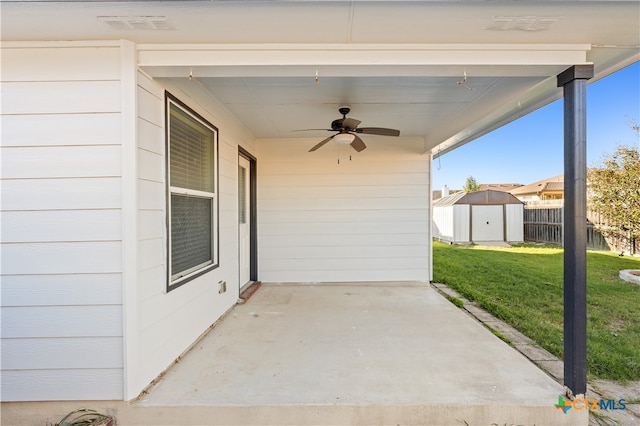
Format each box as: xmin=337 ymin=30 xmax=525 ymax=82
xmin=523 ymin=205 xmax=638 ymax=253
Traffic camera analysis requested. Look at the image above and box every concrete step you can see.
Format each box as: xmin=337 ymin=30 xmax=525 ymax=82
xmin=1 ymin=399 xmax=588 ymax=425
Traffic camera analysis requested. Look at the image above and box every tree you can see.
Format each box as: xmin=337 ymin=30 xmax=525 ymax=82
xmin=463 ymin=175 xmax=481 ymax=192
xmin=588 ymin=145 xmax=640 ymax=254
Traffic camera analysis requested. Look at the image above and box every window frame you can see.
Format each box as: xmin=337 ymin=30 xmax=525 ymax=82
xmin=165 ymin=92 xmax=219 ymax=291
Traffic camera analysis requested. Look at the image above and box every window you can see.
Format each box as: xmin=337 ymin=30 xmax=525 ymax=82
xmin=166 ymin=93 xmax=219 ymax=290
xmin=238 ymin=165 xmax=247 ymax=224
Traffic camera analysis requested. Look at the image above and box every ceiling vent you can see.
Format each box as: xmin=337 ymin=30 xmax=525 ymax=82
xmin=98 ymin=16 xmax=175 ymax=31
xmin=486 ymin=16 xmax=563 ymax=32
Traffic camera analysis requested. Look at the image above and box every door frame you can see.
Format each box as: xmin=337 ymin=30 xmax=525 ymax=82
xmin=238 ymin=146 xmax=258 ymax=286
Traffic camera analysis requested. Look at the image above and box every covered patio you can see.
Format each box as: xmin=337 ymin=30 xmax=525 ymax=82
xmin=126 ymin=283 xmax=583 ymax=425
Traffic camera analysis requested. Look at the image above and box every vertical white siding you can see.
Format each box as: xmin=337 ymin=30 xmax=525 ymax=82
xmin=453 ymin=205 xmax=471 ymax=243
xmin=1 ymin=42 xmax=124 ymax=401
xmin=128 ymin=75 xmax=256 ymax=399
xmin=506 ymin=204 xmax=525 ymax=242
xmin=257 ymin=137 xmax=430 ymax=283
xmin=433 ymin=206 xmax=454 ymax=242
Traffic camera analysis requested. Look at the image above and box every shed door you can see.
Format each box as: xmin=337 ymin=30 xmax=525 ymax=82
xmin=471 ymin=205 xmax=504 ymax=242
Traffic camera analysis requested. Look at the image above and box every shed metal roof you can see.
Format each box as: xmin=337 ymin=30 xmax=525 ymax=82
xmin=434 ymin=189 xmax=524 ymax=207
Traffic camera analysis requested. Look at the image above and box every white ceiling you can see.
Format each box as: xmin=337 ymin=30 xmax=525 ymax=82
xmin=2 ymin=1 xmax=639 ymax=155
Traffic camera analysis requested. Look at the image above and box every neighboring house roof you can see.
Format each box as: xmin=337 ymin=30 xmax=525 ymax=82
xmin=434 ymin=189 xmax=523 ymax=207
xmin=509 ymin=175 xmax=564 ymax=196
xmin=478 ymin=183 xmax=523 ymax=192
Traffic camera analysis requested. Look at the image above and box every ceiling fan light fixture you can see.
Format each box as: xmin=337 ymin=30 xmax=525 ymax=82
xmin=334 ymin=133 xmax=355 ymax=145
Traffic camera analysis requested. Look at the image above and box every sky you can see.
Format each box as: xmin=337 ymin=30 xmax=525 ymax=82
xmin=432 ymin=61 xmax=640 ymax=191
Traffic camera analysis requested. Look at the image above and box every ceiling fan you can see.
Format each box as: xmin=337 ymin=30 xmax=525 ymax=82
xmin=300 ymin=106 xmax=400 ymax=153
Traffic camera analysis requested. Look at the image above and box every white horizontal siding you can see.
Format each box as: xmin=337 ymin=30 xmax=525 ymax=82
xmin=138 ymin=116 xmax=165 ymax=154
xmin=257 ymin=137 xmax=430 ymax=283
xmin=261 ymin=245 xmax=429 ymax=259
xmin=1 ymin=242 xmax=121 ymax=275
xmin=138 ymin=265 xmax=165 ymax=302
xmin=263 ymin=269 xmax=428 ymax=283
xmin=139 ymin=210 xmax=164 ymax=240
xmin=260 ymin=184 xmax=427 ymax=199
xmin=1 ymin=274 xmax=122 ymax=307
xmin=138 ymin=238 xmax=164 ymax=272
xmin=2 ymin=305 xmax=122 ymax=338
xmin=2 ymin=337 xmax=123 ymax=370
xmin=0 ymin=43 xmax=125 ymax=402
xmin=261 ymin=233 xmax=428 ymax=248
xmin=263 ymin=208 xmax=426 ymax=223
xmin=1 ymin=81 xmax=121 ymax=115
xmin=262 ymin=257 xmax=428 ymax=271
xmin=260 ymin=172 xmax=428 ymax=187
xmin=135 ymin=287 xmax=235 ymax=388
xmin=259 ymin=221 xmax=428 ymax=236
xmin=1 ymin=178 xmax=122 ymax=211
xmin=138 ymin=148 xmax=164 ymax=182
xmin=127 ymin=74 xmax=251 ymax=399
xmin=139 ymin=179 xmax=165 ymax=210
xmin=260 ymin=196 xmax=428 ymax=211
xmin=1 ymin=370 xmax=122 ymax=402
xmin=137 ymin=83 xmax=164 ymax=126
xmin=2 ymin=146 xmax=121 ymax=179
xmin=1 ymin=113 xmax=121 ymax=147
xmin=2 ymin=210 xmax=121 ymax=243
xmin=0 ymin=46 xmax=121 ymax=82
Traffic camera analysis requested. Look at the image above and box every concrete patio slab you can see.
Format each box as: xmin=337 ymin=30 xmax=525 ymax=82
xmin=1 ymin=282 xmax=587 ymax=425
xmin=129 ymin=282 xmax=584 ymax=425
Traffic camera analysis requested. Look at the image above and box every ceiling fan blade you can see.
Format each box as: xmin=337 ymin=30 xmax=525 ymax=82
xmin=350 ymin=135 xmax=367 ymax=152
xmin=341 ymin=117 xmax=362 ymax=130
xmin=308 ymin=135 xmax=336 ymax=152
xmin=355 ymin=127 xmax=400 ymax=137
xmin=293 ymin=128 xmax=334 ymax=132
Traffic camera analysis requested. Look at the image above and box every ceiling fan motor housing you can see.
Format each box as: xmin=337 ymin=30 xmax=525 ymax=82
xmin=331 ymin=118 xmax=345 ymax=131
xmin=332 ymin=106 xmax=353 ymax=130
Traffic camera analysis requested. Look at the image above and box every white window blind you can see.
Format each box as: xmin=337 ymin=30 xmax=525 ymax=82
xmin=167 ymin=96 xmax=218 ymax=288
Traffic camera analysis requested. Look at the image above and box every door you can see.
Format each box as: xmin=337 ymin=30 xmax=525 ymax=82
xmin=471 ymin=205 xmax=504 ymax=242
xmin=238 ymin=155 xmax=251 ymax=287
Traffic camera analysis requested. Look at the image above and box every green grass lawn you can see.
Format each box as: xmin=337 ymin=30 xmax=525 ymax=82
xmin=432 ymin=241 xmax=640 ymax=382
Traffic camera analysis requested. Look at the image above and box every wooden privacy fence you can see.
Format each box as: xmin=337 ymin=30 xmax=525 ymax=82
xmin=523 ymin=206 xmax=638 ymax=253
xmin=524 ymin=207 xmax=563 ymax=245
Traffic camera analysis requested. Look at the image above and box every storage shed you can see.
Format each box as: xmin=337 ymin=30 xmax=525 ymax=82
xmin=433 ymin=190 xmax=524 ymax=244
